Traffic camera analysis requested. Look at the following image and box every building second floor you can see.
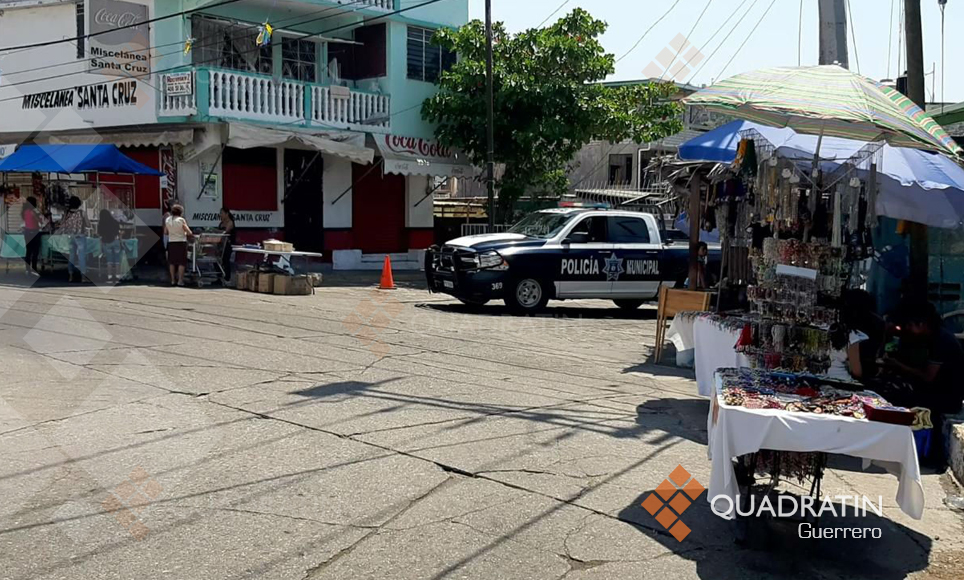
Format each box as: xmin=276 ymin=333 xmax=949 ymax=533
xmin=0 ymin=0 xmax=468 ymax=138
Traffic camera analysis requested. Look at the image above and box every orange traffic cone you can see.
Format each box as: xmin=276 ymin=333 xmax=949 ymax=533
xmin=379 ymin=256 xmax=396 ymax=290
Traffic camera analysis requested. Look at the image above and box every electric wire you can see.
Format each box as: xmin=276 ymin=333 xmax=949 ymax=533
xmin=0 ymin=0 xmax=453 ymax=106
xmin=686 ymin=0 xmax=758 ymax=85
xmin=658 ymin=0 xmax=713 ymax=82
xmin=0 ymin=0 xmax=373 ymax=91
xmin=537 ymin=0 xmax=571 ymax=28
xmin=615 ymin=0 xmax=683 ymax=63
xmin=715 ymin=0 xmax=776 ymax=80
xmin=845 ymin=0 xmax=860 ymax=74
xmin=0 ymin=0 xmax=245 ymax=54
xmin=887 ymin=0 xmax=896 ymax=78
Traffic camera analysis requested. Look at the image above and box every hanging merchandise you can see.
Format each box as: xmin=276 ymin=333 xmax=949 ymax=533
xmin=184 ymin=37 xmax=196 ymax=55
xmin=256 ymin=21 xmax=274 ymax=47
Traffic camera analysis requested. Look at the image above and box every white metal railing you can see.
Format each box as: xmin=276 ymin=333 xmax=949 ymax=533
xmin=361 ymin=0 xmax=393 ymax=9
xmin=311 ymin=86 xmax=391 ymax=132
xmin=460 ymin=224 xmax=508 ymax=237
xmin=208 ymin=69 xmax=305 ymax=124
xmin=158 ymin=71 xmax=197 ymax=116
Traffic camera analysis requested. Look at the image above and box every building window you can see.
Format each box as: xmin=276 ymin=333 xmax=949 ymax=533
xmin=192 ymin=15 xmax=272 ymax=75
xmin=76 ymin=1 xmax=85 ymax=59
xmin=407 ymin=26 xmax=455 ymax=83
xmin=282 ymin=38 xmax=317 ymax=82
xmin=608 ymin=154 xmax=633 ymax=186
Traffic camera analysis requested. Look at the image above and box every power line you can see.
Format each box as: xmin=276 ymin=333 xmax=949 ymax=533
xmin=0 ymin=0 xmax=452 ymax=106
xmin=845 ymin=0 xmax=860 ymax=74
xmin=0 ymin=0 xmax=245 ymax=54
xmin=0 ymin=0 xmax=368 ymax=80
xmin=537 ymin=0 xmax=571 ymax=28
xmin=0 ymin=0 xmax=372 ymax=91
xmin=659 ymin=0 xmax=713 ymax=82
xmin=887 ymin=0 xmax=896 ymax=78
xmin=615 ymin=0 xmax=683 ymax=63
xmin=715 ymin=0 xmax=776 ymax=80
xmin=798 ymin=0 xmax=804 ymax=66
xmin=686 ymin=0 xmax=757 ymax=84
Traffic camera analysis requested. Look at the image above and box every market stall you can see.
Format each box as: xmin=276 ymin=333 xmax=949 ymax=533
xmin=0 ymin=145 xmax=161 ymax=279
xmin=709 ymin=368 xmax=925 ymax=520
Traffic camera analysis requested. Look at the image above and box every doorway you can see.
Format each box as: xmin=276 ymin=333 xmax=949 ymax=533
xmin=283 ymin=150 xmax=324 ymax=253
xmin=352 ymin=162 xmax=406 ymax=253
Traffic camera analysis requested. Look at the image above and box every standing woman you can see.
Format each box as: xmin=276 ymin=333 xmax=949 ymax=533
xmin=98 ymin=209 xmax=121 ymax=282
xmin=21 ymin=196 xmax=43 ymax=276
xmin=58 ymin=196 xmax=91 ymax=283
xmin=219 ymin=207 xmax=236 ymax=283
xmin=164 ymin=204 xmax=193 ymax=286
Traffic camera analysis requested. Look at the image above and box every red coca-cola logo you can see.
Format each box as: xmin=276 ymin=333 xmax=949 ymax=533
xmin=384 ymin=135 xmax=451 ymax=159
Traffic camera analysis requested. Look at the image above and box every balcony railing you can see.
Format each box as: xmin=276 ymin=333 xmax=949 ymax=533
xmin=159 ymin=68 xmax=391 ymax=133
xmin=360 ymin=0 xmax=393 ymax=9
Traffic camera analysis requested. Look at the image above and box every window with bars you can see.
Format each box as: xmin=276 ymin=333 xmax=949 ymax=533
xmin=76 ymin=1 xmax=85 ymax=59
xmin=282 ymin=38 xmax=317 ymax=82
xmin=407 ymin=26 xmax=455 ymax=83
xmin=191 ymin=15 xmax=273 ymax=75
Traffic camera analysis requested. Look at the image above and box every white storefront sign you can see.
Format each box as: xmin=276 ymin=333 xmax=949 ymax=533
xmin=0 ymin=0 xmax=156 ymax=133
xmin=88 ymin=0 xmax=151 ymax=77
xmin=378 ymin=135 xmax=474 ymax=178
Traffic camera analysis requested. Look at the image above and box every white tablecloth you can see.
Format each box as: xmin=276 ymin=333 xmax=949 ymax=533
xmin=692 ymin=317 xmax=750 ymax=398
xmin=707 ymin=373 xmax=925 ymax=520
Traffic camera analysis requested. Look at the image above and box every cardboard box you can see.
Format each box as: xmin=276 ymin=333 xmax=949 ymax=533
xmin=308 ymin=273 xmax=324 ymax=287
xmin=236 ymin=271 xmax=247 ymax=290
xmin=257 ymin=273 xmax=275 ymax=293
xmin=273 ymin=275 xmax=313 ymax=295
xmin=247 ymin=271 xmax=258 ymax=292
xmin=263 ymin=240 xmax=294 ymax=252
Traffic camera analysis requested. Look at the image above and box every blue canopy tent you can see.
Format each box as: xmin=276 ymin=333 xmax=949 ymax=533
xmin=679 ymin=120 xmax=964 ymax=229
xmin=0 ymin=144 xmax=162 ymax=176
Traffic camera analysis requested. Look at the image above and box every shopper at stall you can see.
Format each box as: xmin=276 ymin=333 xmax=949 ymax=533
xmin=98 ymin=209 xmax=121 ymax=282
xmin=58 ymin=196 xmax=90 ymax=283
xmin=883 ymin=300 xmax=964 ymax=414
xmin=21 ymin=196 xmax=42 ymax=276
xmin=219 ymin=207 xmax=236 ymax=283
xmin=164 ymin=204 xmax=193 ymax=287
xmin=827 ymin=289 xmax=885 ymax=381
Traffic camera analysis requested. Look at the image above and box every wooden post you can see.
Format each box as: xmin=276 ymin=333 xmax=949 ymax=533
xmin=688 ymin=177 xmax=701 ymax=290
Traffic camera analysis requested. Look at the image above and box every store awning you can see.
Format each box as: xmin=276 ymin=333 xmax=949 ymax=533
xmin=374 ymin=134 xmax=475 ymax=178
xmin=0 ymin=144 xmax=163 ymax=175
xmin=49 ymin=129 xmax=195 ymax=148
xmin=227 ymin=123 xmax=373 ymax=165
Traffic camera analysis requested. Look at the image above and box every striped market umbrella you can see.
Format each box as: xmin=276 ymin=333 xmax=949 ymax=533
xmin=683 ymin=65 xmax=962 ymax=158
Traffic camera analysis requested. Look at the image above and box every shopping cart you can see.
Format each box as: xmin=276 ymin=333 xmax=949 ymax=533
xmin=187 ymin=232 xmax=229 ymax=287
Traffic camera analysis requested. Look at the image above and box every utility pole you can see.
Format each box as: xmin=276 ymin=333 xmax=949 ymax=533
xmin=904 ymin=0 xmax=929 ymax=292
xmin=818 ymin=0 xmax=849 ymax=68
xmin=485 ymin=0 xmax=496 ymax=229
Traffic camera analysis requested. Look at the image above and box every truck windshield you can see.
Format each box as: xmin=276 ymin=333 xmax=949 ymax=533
xmin=507 ymin=213 xmax=574 ymax=239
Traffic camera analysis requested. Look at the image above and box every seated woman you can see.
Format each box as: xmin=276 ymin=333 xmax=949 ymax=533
xmin=825 ymin=289 xmax=882 ymax=382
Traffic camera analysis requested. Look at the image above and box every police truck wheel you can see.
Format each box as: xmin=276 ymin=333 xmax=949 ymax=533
xmin=506 ymin=278 xmax=549 ymax=313
xmin=613 ymin=299 xmax=645 ymax=310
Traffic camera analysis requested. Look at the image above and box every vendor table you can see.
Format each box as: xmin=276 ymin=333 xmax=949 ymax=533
xmin=232 ymin=246 xmax=325 ymax=275
xmin=708 ymin=370 xmax=924 ymax=520
xmin=666 ymin=313 xmax=751 ymax=398
xmin=1 ymin=234 xmax=137 ymax=271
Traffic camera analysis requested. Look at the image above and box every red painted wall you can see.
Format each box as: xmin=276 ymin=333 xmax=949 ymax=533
xmin=120 ymin=148 xmax=161 ymax=209
xmin=223 ymin=147 xmax=277 ymax=211
xmin=407 ymin=228 xmax=434 ymax=249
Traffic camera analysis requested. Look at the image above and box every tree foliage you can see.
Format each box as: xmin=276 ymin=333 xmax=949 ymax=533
xmin=422 ymin=8 xmax=683 ymax=217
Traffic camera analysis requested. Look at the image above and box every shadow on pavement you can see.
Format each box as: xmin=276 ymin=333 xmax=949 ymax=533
xmin=610 ymin=398 xmax=709 ymax=445
xmin=618 ymin=490 xmax=932 ymax=580
xmin=416 ymin=301 xmax=659 ymax=320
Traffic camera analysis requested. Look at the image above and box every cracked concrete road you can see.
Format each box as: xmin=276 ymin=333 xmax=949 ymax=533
xmin=0 ymin=280 xmax=962 ymax=580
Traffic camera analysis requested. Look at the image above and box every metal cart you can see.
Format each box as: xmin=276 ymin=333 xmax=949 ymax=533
xmin=187 ymin=232 xmax=229 ymax=287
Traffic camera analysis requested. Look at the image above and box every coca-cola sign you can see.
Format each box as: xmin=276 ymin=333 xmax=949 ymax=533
xmin=88 ymin=0 xmax=148 ymax=48
xmin=88 ymin=0 xmax=150 ymax=77
xmin=383 ymin=135 xmax=453 ymax=160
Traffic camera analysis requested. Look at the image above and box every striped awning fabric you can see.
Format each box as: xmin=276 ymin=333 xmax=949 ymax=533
xmin=683 ymin=65 xmax=962 ymax=158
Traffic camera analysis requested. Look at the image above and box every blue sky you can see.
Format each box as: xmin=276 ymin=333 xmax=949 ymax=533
xmin=468 ymin=0 xmax=963 ymax=104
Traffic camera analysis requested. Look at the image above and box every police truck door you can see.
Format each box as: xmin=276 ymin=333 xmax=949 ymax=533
xmin=556 ymin=215 xmax=613 ymax=298
xmin=607 ymin=215 xmax=662 ymax=298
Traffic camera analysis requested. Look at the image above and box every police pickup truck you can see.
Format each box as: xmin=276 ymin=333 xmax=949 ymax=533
xmin=426 ymin=208 xmax=719 ymax=313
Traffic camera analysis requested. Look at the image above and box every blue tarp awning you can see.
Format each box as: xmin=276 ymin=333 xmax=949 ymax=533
xmin=679 ymin=120 xmax=964 ymax=229
xmin=0 ymin=144 xmax=163 ymax=176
